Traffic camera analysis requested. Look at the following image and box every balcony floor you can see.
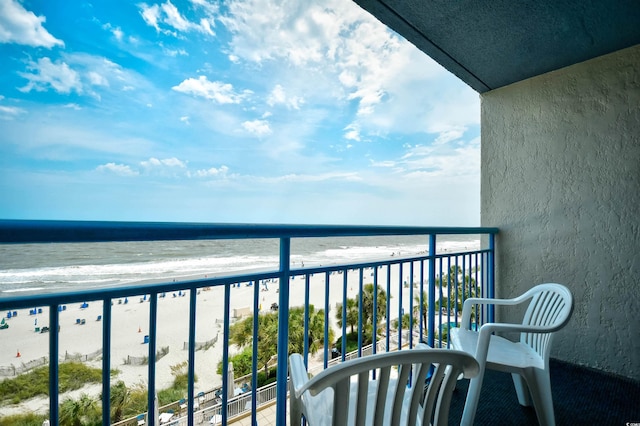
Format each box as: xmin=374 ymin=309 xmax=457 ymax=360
xmin=448 ymin=358 xmax=640 ymax=425
xmin=235 ymin=358 xmax=639 ymax=425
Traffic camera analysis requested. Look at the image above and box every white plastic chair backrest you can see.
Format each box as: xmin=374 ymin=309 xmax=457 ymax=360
xmin=519 ymin=283 xmax=573 ymax=360
xmin=293 ymin=345 xmax=479 ymax=426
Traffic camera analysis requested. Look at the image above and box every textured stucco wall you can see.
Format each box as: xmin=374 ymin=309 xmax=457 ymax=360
xmin=481 ymin=44 xmax=640 ymax=380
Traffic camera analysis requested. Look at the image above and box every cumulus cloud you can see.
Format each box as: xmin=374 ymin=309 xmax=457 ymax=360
xmin=218 ymin=0 xmax=478 ymax=142
xmin=172 ymin=76 xmax=249 ymax=104
xmin=138 ymin=0 xmax=216 ymax=37
xmin=267 ymin=84 xmax=304 ymax=110
xmin=18 ymin=58 xmax=82 ymax=94
xmin=242 ymin=119 xmax=272 ymax=137
xmin=195 ymin=165 xmax=229 ymax=177
xmin=17 ymin=53 xmax=149 ymax=99
xmin=140 ymin=157 xmax=187 ymax=169
xmin=96 ymin=163 xmax=139 ymax=176
xmin=0 ymin=0 xmax=64 ymax=48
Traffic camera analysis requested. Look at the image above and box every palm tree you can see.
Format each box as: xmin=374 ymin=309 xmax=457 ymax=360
xmin=335 ymin=283 xmax=388 ymax=345
xmin=226 ymin=305 xmax=331 ymax=377
xmin=60 ymin=397 xmax=82 ymax=426
xmin=60 ymin=393 xmax=100 ymax=426
xmin=335 ymin=298 xmax=358 ymax=334
xmin=109 ymin=380 xmax=130 ymax=422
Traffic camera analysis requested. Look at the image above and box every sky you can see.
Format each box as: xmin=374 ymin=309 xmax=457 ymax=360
xmin=0 ymin=0 xmax=481 ymax=226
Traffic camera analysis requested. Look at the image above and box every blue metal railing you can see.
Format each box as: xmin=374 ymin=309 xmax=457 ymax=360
xmin=0 ymin=220 xmax=498 ymax=426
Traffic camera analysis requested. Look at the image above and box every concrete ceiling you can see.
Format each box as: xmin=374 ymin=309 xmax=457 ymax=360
xmin=353 ymin=0 xmax=640 ymax=93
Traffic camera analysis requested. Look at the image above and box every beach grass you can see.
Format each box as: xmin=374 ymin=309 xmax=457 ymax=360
xmin=0 ymin=362 xmax=102 ymax=405
xmin=0 ymin=412 xmax=49 ymax=426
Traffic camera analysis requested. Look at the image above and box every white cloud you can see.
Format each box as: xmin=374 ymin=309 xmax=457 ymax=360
xmin=63 ymin=103 xmax=82 ymax=110
xmin=18 ymin=53 xmax=150 ymax=99
xmin=138 ymin=1 xmax=216 ymax=36
xmin=254 ymin=171 xmax=362 ymax=184
xmin=162 ymin=46 xmax=188 ymax=57
xmin=242 ymin=119 xmax=272 ymax=137
xmin=180 ymin=116 xmax=190 ymax=125
xmin=218 ymin=0 xmax=478 ymax=143
xmin=139 ymin=3 xmax=161 ymax=31
xmin=172 ymin=76 xmax=248 ymax=104
xmin=113 ymin=27 xmax=124 ymax=41
xmin=19 ymin=58 xmax=82 ymax=94
xmin=0 ymin=0 xmax=64 ymax=48
xmin=0 ymin=105 xmax=26 ymax=120
xmin=267 ymin=84 xmax=304 ymax=110
xmin=343 ymin=123 xmax=360 ymax=141
xmin=87 ymin=71 xmax=109 ymax=87
xmin=96 ymin=163 xmax=139 ymax=176
xmin=195 ymin=165 xmax=229 ymax=177
xmin=140 ymin=157 xmax=187 ymax=169
xmin=395 ymin=137 xmax=480 ymax=180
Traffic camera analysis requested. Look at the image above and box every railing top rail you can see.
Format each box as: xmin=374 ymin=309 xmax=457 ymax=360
xmin=0 ymin=219 xmax=498 ymax=244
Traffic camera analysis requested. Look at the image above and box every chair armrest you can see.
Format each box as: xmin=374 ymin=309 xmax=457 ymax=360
xmin=460 ymin=293 xmax=533 ymax=329
xmin=288 ymin=354 xmax=311 ymax=399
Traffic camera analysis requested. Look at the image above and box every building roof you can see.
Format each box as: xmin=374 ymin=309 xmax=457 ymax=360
xmin=353 ymin=0 xmax=640 ymax=92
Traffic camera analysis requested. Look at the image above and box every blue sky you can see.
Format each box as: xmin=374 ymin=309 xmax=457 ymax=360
xmin=0 ymin=0 xmax=480 ymax=226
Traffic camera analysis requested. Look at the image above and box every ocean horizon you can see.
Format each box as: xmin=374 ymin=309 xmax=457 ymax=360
xmin=0 ymin=235 xmax=480 ymax=297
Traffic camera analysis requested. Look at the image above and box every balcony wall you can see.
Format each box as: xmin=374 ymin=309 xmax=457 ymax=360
xmin=481 ymin=44 xmax=640 ymax=380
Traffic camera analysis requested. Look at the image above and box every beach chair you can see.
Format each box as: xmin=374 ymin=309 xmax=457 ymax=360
xmin=450 ymin=283 xmax=573 ymax=426
xmin=289 ymin=343 xmax=479 ymax=426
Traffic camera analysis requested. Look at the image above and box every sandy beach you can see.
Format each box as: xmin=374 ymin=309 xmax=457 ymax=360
xmin=0 ymin=264 xmax=441 ymax=416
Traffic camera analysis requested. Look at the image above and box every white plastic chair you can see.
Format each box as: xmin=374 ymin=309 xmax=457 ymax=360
xmin=450 ymin=283 xmax=573 ymax=425
xmin=289 ymin=343 xmax=479 ymax=426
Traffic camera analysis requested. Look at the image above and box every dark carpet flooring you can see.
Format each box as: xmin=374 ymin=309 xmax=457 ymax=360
xmin=447 ymin=359 xmax=640 ymax=425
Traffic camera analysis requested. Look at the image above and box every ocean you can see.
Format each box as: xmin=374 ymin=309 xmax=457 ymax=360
xmin=0 ymin=235 xmax=480 ymax=297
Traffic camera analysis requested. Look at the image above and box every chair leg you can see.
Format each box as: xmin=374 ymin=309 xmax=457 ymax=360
xmin=460 ymin=370 xmax=485 ymax=426
xmin=522 ymin=368 xmax=556 ymax=426
xmin=511 ymin=373 xmax=532 ymax=406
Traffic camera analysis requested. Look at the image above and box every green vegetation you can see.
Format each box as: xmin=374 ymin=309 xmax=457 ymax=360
xmin=220 ymin=305 xmax=332 ymax=378
xmin=0 ymin=361 xmax=196 ymax=426
xmin=0 ymin=362 xmax=102 ymax=405
xmin=335 ymin=283 xmax=388 ymax=347
xmin=410 ymin=266 xmax=482 ymax=343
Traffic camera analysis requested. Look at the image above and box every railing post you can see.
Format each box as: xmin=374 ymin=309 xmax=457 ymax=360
xmin=148 ymin=293 xmax=158 ymax=426
xmin=372 ymin=267 xmax=378 ymax=356
xmin=488 ymin=233 xmax=496 ymax=322
xmin=428 ymin=234 xmax=436 ymax=347
xmin=222 ymin=283 xmax=231 ymax=425
xmin=275 ymin=237 xmax=291 ymax=426
xmin=49 ymin=304 xmax=59 ymax=425
xmin=341 ymin=270 xmax=347 ymax=363
xmin=409 ymin=261 xmax=414 ymax=349
xmin=251 ymin=279 xmax=260 ymax=425
xmin=102 ymin=298 xmax=112 ymax=426
xmin=187 ymin=289 xmax=197 ymax=426
xmin=397 ymin=263 xmax=403 ymax=350
xmin=357 ymin=268 xmax=363 ymax=357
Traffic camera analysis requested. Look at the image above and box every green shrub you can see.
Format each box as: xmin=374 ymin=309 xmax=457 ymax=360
xmin=0 ymin=412 xmax=49 ymax=426
xmin=0 ymin=362 xmax=102 ymax=405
